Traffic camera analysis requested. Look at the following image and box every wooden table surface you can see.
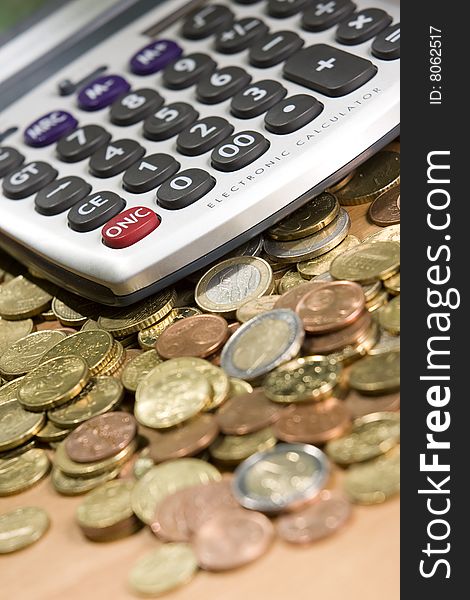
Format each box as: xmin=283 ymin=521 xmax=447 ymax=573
xmin=1 ymin=201 xmax=400 ymax=600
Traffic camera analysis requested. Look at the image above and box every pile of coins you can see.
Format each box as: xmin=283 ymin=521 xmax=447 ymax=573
xmin=0 ymin=144 xmax=400 ymax=596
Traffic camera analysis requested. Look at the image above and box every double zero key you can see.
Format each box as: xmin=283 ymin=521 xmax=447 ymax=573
xmin=211 ymin=131 xmax=270 ymax=172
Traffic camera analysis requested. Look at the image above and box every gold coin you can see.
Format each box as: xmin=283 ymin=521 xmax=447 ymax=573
xmin=99 ymin=341 xmax=125 ymax=376
xmin=52 ymin=295 xmax=97 ymax=327
xmin=0 ymin=507 xmax=50 ymax=553
xmin=195 ymin=256 xmax=274 ymax=315
xmin=326 ymin=170 xmax=356 ymax=193
xmin=0 ymin=447 xmax=50 ymax=496
xmin=48 ymin=376 xmax=124 ymax=428
xmin=235 ymin=295 xmax=281 ymax=323
xmin=129 ymin=543 xmax=197 ymax=596
xmin=76 ymin=479 xmax=135 ymax=529
xmin=41 ymin=330 xmax=114 ymax=375
xmin=335 ymin=151 xmax=400 ymax=206
xmin=0 ymin=317 xmax=34 ymax=358
xmin=297 ymin=235 xmax=360 ymax=279
xmin=0 ymin=378 xmax=24 ymax=407
xmin=209 ymin=427 xmax=276 ymax=463
xmin=0 ymin=276 xmax=52 ymax=319
xmin=384 ymin=272 xmax=400 ymax=295
xmin=379 ymin=296 xmax=400 ymax=335
xmin=278 ymin=270 xmax=306 ymax=294
xmin=80 ymin=319 xmax=100 ymax=331
xmin=328 ymin=321 xmax=380 ymax=366
xmin=51 ymin=466 xmax=120 ymax=495
xmin=54 ymin=438 xmax=136 ymax=478
xmin=137 ymin=310 xmax=177 ymax=349
xmin=267 ymin=192 xmax=340 ymax=241
xmin=344 ymin=448 xmax=400 ymax=504
xmin=330 ymin=241 xmax=400 ymax=283
xmin=18 ymin=355 xmax=90 ymax=412
xmin=229 ymin=378 xmax=253 ymax=397
xmin=0 ymin=330 xmax=67 ymax=379
xmin=363 ymin=224 xmax=400 ymax=244
xmin=0 ymin=400 xmax=45 ymax=451
xmin=98 ymin=288 xmax=177 ymax=337
xmin=366 ymin=289 xmax=389 ymax=312
xmin=121 ymin=350 xmax=163 ymax=392
xmin=369 ymin=328 xmax=400 ymax=356
xmin=349 ymin=350 xmax=400 ymax=394
xmin=133 ymin=455 xmax=155 ymax=480
xmin=131 ymin=458 xmax=221 ymax=524
xmin=35 ymin=420 xmax=70 ymax=443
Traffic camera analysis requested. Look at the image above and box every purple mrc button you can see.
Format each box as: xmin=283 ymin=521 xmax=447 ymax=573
xmin=24 ymin=111 xmax=78 ymax=147
xmin=77 ymin=75 xmax=131 ymax=111
xmin=130 ymin=40 xmax=182 ymax=75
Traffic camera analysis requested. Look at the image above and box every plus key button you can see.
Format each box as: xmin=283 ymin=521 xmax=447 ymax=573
xmin=102 ymin=206 xmax=161 ymax=248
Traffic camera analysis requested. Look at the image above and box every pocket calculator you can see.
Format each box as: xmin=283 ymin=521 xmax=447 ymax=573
xmin=0 ymin=0 xmax=400 ymax=306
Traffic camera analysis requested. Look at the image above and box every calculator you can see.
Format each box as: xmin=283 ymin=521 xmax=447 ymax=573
xmin=0 ymin=0 xmax=400 ymax=306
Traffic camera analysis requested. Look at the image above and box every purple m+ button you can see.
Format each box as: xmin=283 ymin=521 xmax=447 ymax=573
xmin=129 ymin=40 xmax=182 ymax=75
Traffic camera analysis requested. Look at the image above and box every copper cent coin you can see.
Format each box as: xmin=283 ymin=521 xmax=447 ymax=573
xmin=274 ymin=281 xmax=325 ymax=312
xmin=184 ymin=477 xmax=240 ymax=534
xmin=369 ymin=186 xmax=401 ymax=226
xmin=193 ymin=508 xmax=274 ymax=571
xmin=65 ymin=411 xmax=137 ymax=463
xmin=302 ymin=310 xmax=372 ymax=355
xmin=151 ymin=488 xmax=192 ymax=543
xmin=156 ymin=315 xmax=229 ymax=359
xmin=344 ymin=389 xmax=400 ymax=418
xmin=216 ymin=389 xmax=281 ymax=435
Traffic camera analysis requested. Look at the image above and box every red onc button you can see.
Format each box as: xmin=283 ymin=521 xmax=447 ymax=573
xmin=102 ymin=206 xmax=160 ymax=249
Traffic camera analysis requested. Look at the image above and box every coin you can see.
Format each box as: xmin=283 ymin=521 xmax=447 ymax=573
xmin=365 ymin=288 xmax=389 ymax=312
xmin=369 ymin=328 xmax=401 ymax=355
xmin=330 ymin=241 xmax=400 ymax=283
xmin=229 ymin=378 xmax=253 ymax=397
xmin=263 ymin=209 xmax=350 ymax=263
xmin=99 ymin=341 xmax=126 ymax=376
xmin=278 ymin=270 xmax=306 ymax=294
xmin=129 ymin=543 xmax=198 ymax=596
xmin=302 ymin=311 xmax=372 ymax=355
xmin=35 ymin=420 xmax=69 ymax=443
xmin=18 ymin=355 xmax=89 ymax=412
xmin=121 ymin=350 xmax=163 ymax=392
xmin=151 ymin=487 xmax=192 ymax=542
xmin=233 ymin=443 xmax=330 ymax=513
xmin=0 ymin=507 xmax=50 ymax=553
xmin=363 ymin=224 xmax=400 ymax=244
xmin=235 ymin=296 xmax=280 ymax=324
xmin=297 ymin=235 xmax=360 ymax=278
xmin=51 ymin=466 xmax=120 ymax=495
xmin=210 ymin=427 xmax=277 ymax=464
xmin=311 ymin=272 xmax=381 ymax=302
xmin=0 ymin=447 xmax=50 ymax=496
xmin=65 ymin=412 xmax=137 ymax=463
xmin=328 ymin=321 xmax=379 ymax=366
xmin=344 ymin=389 xmax=400 ymax=418
xmin=195 ymin=256 xmax=274 ymax=315
xmin=264 ymin=356 xmax=341 ymax=403
xmin=216 ymin=389 xmax=280 ymax=436
xmin=379 ymin=296 xmax=400 ymax=335
xmin=52 ymin=294 xmax=97 ymax=327
xmin=183 ymin=477 xmax=240 ymax=533
xmin=344 ymin=448 xmax=400 ymax=504
xmin=0 ymin=317 xmax=34 ymax=358
xmin=0 ymin=378 xmax=24 ymax=406
xmin=0 ymin=275 xmax=52 ymax=319
xmin=221 ymin=309 xmax=304 ymax=381
xmin=0 ymin=330 xmax=66 ymax=379
xmin=369 ymin=186 xmax=400 ymax=226
xmin=41 ymin=330 xmax=114 ymax=375
xmin=54 ymin=438 xmax=136 ymax=478
xmin=268 ymin=192 xmax=340 ymax=241
xmin=274 ymin=281 xmax=324 ymax=311
xmin=193 ymin=508 xmax=274 ymax=571
xmin=326 ymin=170 xmax=356 ymax=193
xmin=137 ymin=310 xmax=178 ymax=349
xmin=156 ymin=314 xmax=228 ymax=359
xmin=349 ymin=350 xmax=400 ymax=394
xmin=0 ymin=400 xmax=45 ymax=451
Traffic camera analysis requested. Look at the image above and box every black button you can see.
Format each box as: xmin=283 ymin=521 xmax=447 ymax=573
xmin=109 ymin=89 xmax=164 ymax=126
xmin=56 ymin=125 xmax=111 ymax=162
xmin=249 ymin=31 xmax=304 ymax=68
xmin=196 ymin=67 xmax=252 ymax=104
xmin=2 ymin=161 xmax=58 ymax=199
xmin=267 ymin=0 xmax=309 ymax=18
xmin=122 ymin=154 xmax=180 ymax=193
xmin=301 ymin=0 xmax=356 ymax=32
xmin=336 ymin=8 xmax=392 ymax=45
xmin=215 ymin=18 xmax=269 ymax=54
xmin=283 ymin=44 xmax=377 ymax=97
xmin=0 ymin=147 xmax=24 ymax=178
xmin=372 ymin=23 xmax=400 ymax=60
xmin=143 ymin=103 xmax=199 ymax=141
xmin=211 ymin=131 xmax=270 ymax=172
xmin=157 ymin=169 xmax=216 ymax=210
xmin=68 ymin=191 xmax=126 ymax=232
xmin=162 ymin=53 xmax=217 ymax=90
xmin=231 ymin=80 xmax=287 ymax=119
xmin=35 ymin=176 xmax=92 ymax=215
xmin=89 ymin=139 xmax=145 ymax=178
xmin=233 ymin=0 xmax=262 ymax=4
xmin=177 ymin=117 xmax=234 ymax=156
xmin=265 ymin=94 xmax=324 ymax=134
xmin=182 ymin=4 xmax=234 ymax=40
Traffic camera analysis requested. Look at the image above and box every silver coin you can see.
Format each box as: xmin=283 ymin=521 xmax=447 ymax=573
xmin=220 ymin=309 xmax=304 ymax=381
xmin=263 ymin=209 xmax=350 ymax=263
xmin=233 ymin=443 xmax=330 ymax=513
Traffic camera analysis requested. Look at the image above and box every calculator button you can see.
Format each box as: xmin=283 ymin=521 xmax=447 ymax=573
xmin=231 ymin=81 xmax=287 ymax=119
xmin=372 ymin=23 xmax=400 ymax=60
xmin=196 ymin=67 xmax=252 ymax=104
xmin=23 ymin=111 xmax=78 ymax=147
xmin=56 ymin=125 xmax=111 ymax=162
xmin=162 ymin=53 xmax=217 ymax=90
xmin=233 ymin=0 xmax=263 ymax=4
xmin=3 ymin=162 xmax=58 ymax=200
xmin=0 ymin=147 xmax=24 ymax=178
xmin=130 ymin=40 xmax=182 ymax=75
xmin=265 ymin=94 xmax=324 ymax=134
xmin=249 ymin=31 xmax=304 ymax=68
xmin=211 ymin=131 xmax=270 ymax=172
xmin=102 ymin=207 xmax=161 ymax=249
xmin=143 ymin=103 xmax=199 ymax=141
xmin=109 ymin=89 xmax=164 ymax=126
xmin=182 ymin=5 xmax=234 ymax=40
xmin=267 ymin=0 xmax=309 ymax=18
xmin=35 ymin=176 xmax=92 ymax=216
xmin=336 ymin=9 xmax=392 ymax=45
xmin=77 ymin=75 xmax=130 ymax=111
xmin=283 ymin=44 xmax=377 ymax=97
xmin=123 ymin=154 xmax=180 ymax=193
xmin=177 ymin=117 xmax=234 ymax=156
xmin=301 ymin=0 xmax=356 ymax=32
xmin=157 ymin=169 xmax=216 ymax=210
xmin=215 ymin=18 xmax=269 ymax=54
xmin=89 ymin=139 xmax=145 ymax=178
xmin=68 ymin=191 xmax=126 ymax=232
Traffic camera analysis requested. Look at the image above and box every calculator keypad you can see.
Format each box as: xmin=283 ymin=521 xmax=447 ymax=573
xmin=301 ymin=1 xmax=356 ymax=32
xmin=0 ymin=147 xmax=24 ymax=178
xmin=109 ymin=89 xmax=164 ymax=126
xmin=211 ymin=131 xmax=270 ymax=172
xmin=89 ymin=139 xmax=145 ymax=178
xmin=24 ymin=111 xmax=78 ymax=147
xmin=2 ymin=162 xmax=58 ymax=199
xmin=77 ymin=75 xmax=130 ymax=111
xmin=35 ymin=176 xmax=92 ymax=215
xmin=264 ymin=94 xmax=324 ymax=134
xmin=196 ymin=66 xmax=252 ymax=104
xmin=214 ymin=18 xmax=269 ymax=54
xmin=68 ymin=191 xmax=126 ymax=232
xmin=122 ymin=154 xmax=180 ymax=193
xmin=143 ymin=103 xmax=199 ymax=141
xmin=372 ymin=23 xmax=400 ymax=60
xmin=248 ymin=31 xmax=305 ymax=68
xmin=336 ymin=8 xmax=392 ymax=45
xmin=129 ymin=40 xmax=183 ymax=75
xmin=162 ymin=54 xmax=217 ymax=90
xmin=177 ymin=117 xmax=234 ymax=157
xmin=157 ymin=169 xmax=216 ymax=210
xmin=182 ymin=5 xmax=234 ymax=40
xmin=56 ymin=125 xmax=111 ymax=162
xmin=230 ymin=80 xmax=287 ymax=119
xmin=267 ymin=0 xmax=309 ymax=19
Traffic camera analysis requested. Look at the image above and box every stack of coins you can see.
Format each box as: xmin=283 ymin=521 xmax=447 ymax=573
xmin=0 ymin=140 xmax=400 ymax=597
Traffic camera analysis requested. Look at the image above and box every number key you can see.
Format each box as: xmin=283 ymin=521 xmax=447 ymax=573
xmin=231 ymin=80 xmax=287 ymax=119
xmin=143 ymin=103 xmax=199 ymax=141
xmin=123 ymin=154 xmax=180 ymax=193
xmin=177 ymin=117 xmax=234 ymax=156
xmin=162 ymin=53 xmax=216 ymax=90
xmin=211 ymin=131 xmax=270 ymax=172
xmin=157 ymin=168 xmax=216 ymax=210
xmin=89 ymin=139 xmax=145 ymax=178
xmin=56 ymin=125 xmax=111 ymax=162
xmin=109 ymin=89 xmax=164 ymax=126
xmin=196 ymin=67 xmax=252 ymax=104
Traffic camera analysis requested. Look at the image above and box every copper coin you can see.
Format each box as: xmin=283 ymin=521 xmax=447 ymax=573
xmin=215 ymin=389 xmax=281 ymax=435
xmin=296 ymin=281 xmax=365 ymax=334
xmin=276 ymin=490 xmax=351 ymax=544
xmin=344 ymin=389 xmax=400 ymax=418
xmin=227 ymin=322 xmax=241 ymax=336
xmin=193 ymin=508 xmax=274 ymax=571
xmin=273 ymin=397 xmax=351 ymax=444
xmin=369 ymin=186 xmax=400 ymax=226
xmin=274 ymin=281 xmax=326 ymax=312
xmin=184 ymin=477 xmax=240 ymax=534
xmin=147 ymin=414 xmax=219 ymax=463
xmin=151 ymin=487 xmax=192 ymax=542
xmin=302 ymin=310 xmax=372 ymax=355
xmin=65 ymin=411 xmax=137 ymax=463
xmin=156 ymin=315 xmax=229 ymax=359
